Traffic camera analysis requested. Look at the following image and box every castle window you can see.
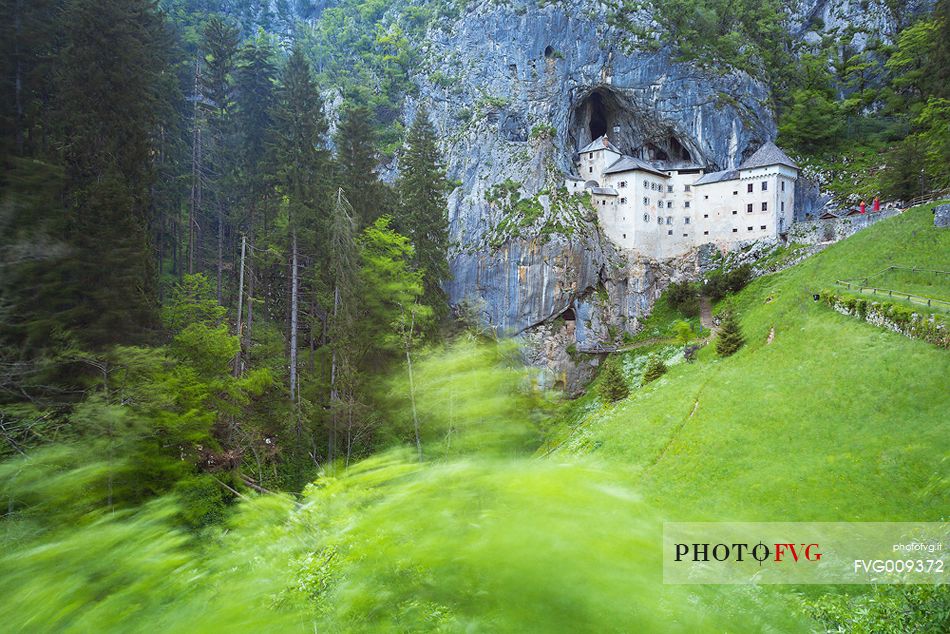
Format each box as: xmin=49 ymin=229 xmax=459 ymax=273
xmin=760 ymin=225 xmax=766 ymax=230
xmin=684 ymin=185 xmax=691 ymax=192
xmin=732 ymin=210 xmax=737 ymax=215
xmin=781 ymin=181 xmax=786 ymax=192
xmin=667 ymin=201 xmax=673 ymax=208
xmin=589 ymin=166 xmax=593 ymax=173
xmin=684 ymin=217 xmax=691 ymax=224
xmin=747 ymin=226 xmax=753 ymax=231
xmin=781 ymin=201 xmax=785 ymax=211
xmin=643 ymin=179 xmax=648 ymax=187
xmin=733 ymin=191 xmax=738 ymax=196
xmin=667 ymin=230 xmax=673 ymax=235
xmin=643 ymin=197 xmax=649 ymax=205
xmin=683 ymin=233 xmax=688 ymax=237
xmin=704 ymin=213 xmax=709 ymax=218
xmin=666 ymin=216 xmax=673 ymax=225
xmin=657 ymin=217 xmax=662 ymax=225
xmin=643 ymin=213 xmax=649 ymax=222
xmin=762 ymin=202 xmax=768 ymax=211
xmin=703 ymin=230 xmax=709 ymax=235
xmin=620 ymin=197 xmax=627 ymax=204
xmin=623 ymin=233 xmax=627 ymax=239
xmin=732 ymin=228 xmax=738 ymax=233
xmin=684 ymin=201 xmax=690 ymax=208
xmin=747 ymin=183 xmax=753 ymax=193
xmin=704 ymin=195 xmax=709 ymax=199
xmin=619 ymin=180 xmax=627 ymax=188
xmin=747 ymin=203 xmax=753 ymax=213
xmin=762 ymin=181 xmax=768 ymax=191
xmin=589 ymin=153 xmax=594 ymax=159
xmin=668 ymin=185 xmax=673 ymax=193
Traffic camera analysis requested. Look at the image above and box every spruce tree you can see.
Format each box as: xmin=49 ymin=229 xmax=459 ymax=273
xmin=396 ymin=106 xmax=451 ymax=320
xmin=335 ymin=104 xmax=384 ymax=229
xmin=715 ymin=308 xmax=746 ymax=357
xmin=54 ymin=0 xmax=176 ymax=348
xmin=272 ymin=46 xmax=329 ymax=403
xmin=642 ymin=355 xmax=667 ymax=383
xmin=598 ymin=361 xmax=629 ymax=402
xmin=199 ymin=15 xmax=240 ymax=301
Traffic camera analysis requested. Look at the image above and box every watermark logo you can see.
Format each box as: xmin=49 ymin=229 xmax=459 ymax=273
xmin=663 ymin=522 xmax=946 ymax=584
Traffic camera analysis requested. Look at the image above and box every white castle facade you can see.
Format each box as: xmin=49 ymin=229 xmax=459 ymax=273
xmin=565 ymin=136 xmax=799 ymax=259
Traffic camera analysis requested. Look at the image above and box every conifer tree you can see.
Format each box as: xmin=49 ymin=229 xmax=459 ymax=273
xmin=715 ymin=308 xmax=746 ymax=357
xmin=273 ymin=46 xmax=329 ymax=403
xmin=199 ymin=15 xmax=240 ymax=301
xmin=326 ymin=189 xmax=358 ymax=463
xmin=232 ymin=33 xmax=277 ymax=366
xmin=335 ymin=104 xmax=384 ymax=229
xmin=54 ymin=0 xmax=176 ymax=348
xmin=598 ymin=360 xmax=629 ymax=402
xmin=642 ymin=354 xmax=667 ymax=383
xmin=396 ymin=106 xmax=451 ymax=320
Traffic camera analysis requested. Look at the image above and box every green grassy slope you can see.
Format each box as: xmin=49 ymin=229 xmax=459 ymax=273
xmin=554 ymin=203 xmax=950 ymax=522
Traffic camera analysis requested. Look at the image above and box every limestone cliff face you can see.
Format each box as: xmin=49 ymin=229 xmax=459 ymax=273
xmin=393 ymin=0 xmax=923 ymax=389
xmin=407 ymin=2 xmax=773 ymax=341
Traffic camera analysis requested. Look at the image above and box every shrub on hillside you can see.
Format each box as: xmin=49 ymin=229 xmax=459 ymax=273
xmin=667 ymin=281 xmax=700 ymax=316
xmin=672 ymin=320 xmax=693 ymax=344
xmin=598 ymin=361 xmax=629 ymax=402
xmin=706 ymin=264 xmax=753 ymax=301
xmin=642 ymin=355 xmax=668 ymax=383
xmin=716 ymin=308 xmax=745 ymax=357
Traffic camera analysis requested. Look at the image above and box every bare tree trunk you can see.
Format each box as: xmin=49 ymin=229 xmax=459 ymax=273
xmin=233 ymin=234 xmax=246 ymax=377
xmin=245 ymin=230 xmax=255 ymax=364
xmin=405 ymin=311 xmax=422 ymax=460
xmin=289 ymin=229 xmax=299 ymax=403
xmin=13 ymin=0 xmax=24 ymax=155
xmin=216 ymin=200 xmax=224 ymax=303
xmin=188 ymin=60 xmax=201 ymax=275
xmin=328 ymin=285 xmax=340 ymax=464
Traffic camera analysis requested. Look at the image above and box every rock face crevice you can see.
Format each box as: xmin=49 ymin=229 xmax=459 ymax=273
xmin=568 ymin=87 xmax=702 ymax=168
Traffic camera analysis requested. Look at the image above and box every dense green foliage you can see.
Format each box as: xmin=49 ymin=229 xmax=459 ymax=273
xmin=641 ymin=354 xmax=667 ymax=382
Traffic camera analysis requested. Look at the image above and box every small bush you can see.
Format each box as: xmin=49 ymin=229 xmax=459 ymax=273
xmin=667 ymin=281 xmax=700 ymax=316
xmin=706 ymin=264 xmax=753 ymax=301
xmin=672 ymin=320 xmax=693 ymax=344
xmin=716 ymin=309 xmax=746 ymax=357
xmin=642 ymin=355 xmax=668 ymax=383
xmin=598 ymin=361 xmax=629 ymax=402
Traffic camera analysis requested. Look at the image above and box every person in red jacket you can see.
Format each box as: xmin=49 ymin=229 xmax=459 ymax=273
xmin=872 ymin=196 xmax=880 ymax=212
xmin=859 ymin=200 xmax=866 ymax=214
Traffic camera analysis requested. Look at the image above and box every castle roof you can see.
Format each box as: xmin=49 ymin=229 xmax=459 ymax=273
xmin=602 ymin=155 xmax=669 ymax=178
xmin=579 ymin=135 xmax=622 ymax=154
xmin=590 ymin=186 xmax=619 ymax=196
xmin=695 ymin=168 xmax=739 ymax=186
xmin=565 ymin=174 xmax=584 ymax=181
xmin=738 ymin=141 xmax=798 ymax=171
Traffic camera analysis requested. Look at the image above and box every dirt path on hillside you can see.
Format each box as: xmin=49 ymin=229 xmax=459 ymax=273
xmin=699 ymin=296 xmax=714 ymax=333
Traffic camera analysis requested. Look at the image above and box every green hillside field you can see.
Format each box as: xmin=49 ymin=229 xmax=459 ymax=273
xmin=553 ymin=202 xmax=949 ymax=521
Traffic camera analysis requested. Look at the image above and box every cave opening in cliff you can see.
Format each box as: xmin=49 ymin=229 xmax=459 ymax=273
xmin=588 ymin=92 xmax=608 ymax=141
xmin=562 ymin=307 xmax=576 ymax=321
